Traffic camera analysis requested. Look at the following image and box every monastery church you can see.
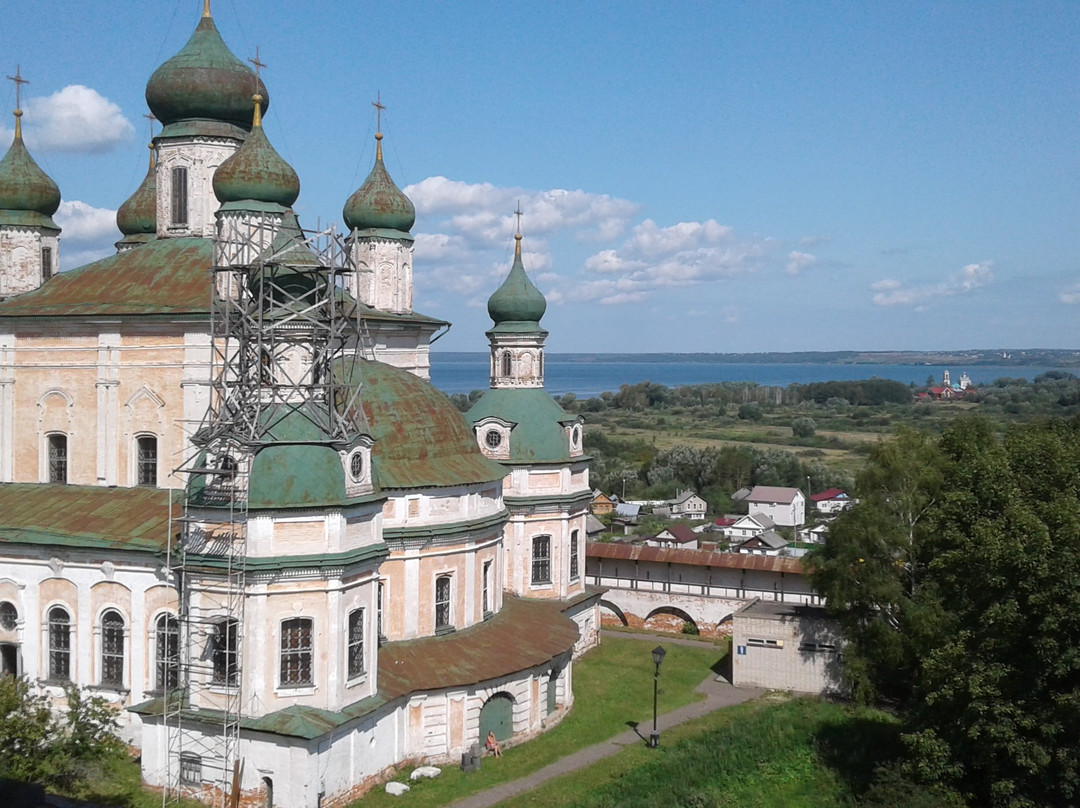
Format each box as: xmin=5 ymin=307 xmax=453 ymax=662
xmin=0 ymin=4 xmax=600 ymax=806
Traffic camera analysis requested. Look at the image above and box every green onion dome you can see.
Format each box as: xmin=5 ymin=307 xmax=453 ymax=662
xmin=212 ymin=96 xmax=299 ymax=207
xmin=116 ymin=144 xmax=157 ymax=236
xmin=342 ymin=132 xmax=415 ymax=234
xmin=145 ymin=9 xmax=268 ymax=133
xmin=0 ymin=111 xmax=61 ymax=224
xmin=487 ymin=233 xmax=547 ymax=327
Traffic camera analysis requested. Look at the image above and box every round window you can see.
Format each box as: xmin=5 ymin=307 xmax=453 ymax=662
xmin=349 ymin=451 xmax=364 ymax=481
xmin=485 ymin=430 xmax=503 ymax=449
xmin=0 ymin=601 xmax=16 ymax=631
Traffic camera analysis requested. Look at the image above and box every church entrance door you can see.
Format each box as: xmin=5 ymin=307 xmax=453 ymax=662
xmin=478 ymin=692 xmax=513 ymax=744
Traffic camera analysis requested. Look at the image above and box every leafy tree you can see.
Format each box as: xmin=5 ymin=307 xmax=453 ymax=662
xmin=737 ymin=402 xmax=762 ymax=421
xmin=791 ymin=416 xmax=817 ymax=438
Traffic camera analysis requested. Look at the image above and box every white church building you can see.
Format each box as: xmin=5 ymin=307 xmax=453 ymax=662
xmin=0 ymin=5 xmax=599 ymax=806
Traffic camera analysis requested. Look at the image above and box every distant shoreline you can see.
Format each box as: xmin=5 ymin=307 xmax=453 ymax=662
xmin=433 ymin=349 xmax=1080 ymax=368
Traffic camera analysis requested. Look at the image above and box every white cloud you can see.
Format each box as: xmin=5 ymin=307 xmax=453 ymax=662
xmin=786 ymin=251 xmax=816 ymax=275
xmin=55 ymin=200 xmax=118 ymax=270
xmin=1 ymin=86 xmax=134 ymax=154
xmin=1059 ymin=281 xmax=1080 ymax=304
xmin=871 ymin=262 xmax=994 ymax=307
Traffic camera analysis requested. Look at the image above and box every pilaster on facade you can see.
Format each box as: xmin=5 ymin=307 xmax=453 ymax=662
xmin=96 ymin=334 xmax=121 ymax=486
xmin=0 ymin=332 xmax=14 ymax=482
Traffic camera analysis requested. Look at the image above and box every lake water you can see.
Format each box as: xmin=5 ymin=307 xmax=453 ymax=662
xmin=430 ymin=352 xmax=1069 ymax=397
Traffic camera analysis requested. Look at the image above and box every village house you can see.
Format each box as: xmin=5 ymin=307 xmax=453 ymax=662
xmin=745 ymin=485 xmax=806 ymax=527
xmin=646 ymin=524 xmax=700 ymax=550
xmin=723 ymin=512 xmax=776 ymax=542
xmin=589 ymin=490 xmax=615 ymax=516
xmin=734 ymin=529 xmax=789 ymax=556
xmin=810 ymin=488 xmax=852 ymax=514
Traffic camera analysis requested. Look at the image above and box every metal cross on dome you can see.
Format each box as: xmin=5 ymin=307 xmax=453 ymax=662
xmin=6 ymin=65 xmax=28 ymax=110
xmin=372 ymin=93 xmax=386 ymax=131
xmin=248 ymin=47 xmax=267 ymax=81
xmin=143 ymin=112 xmax=156 ymax=140
xmin=514 ymin=202 xmax=524 ymax=235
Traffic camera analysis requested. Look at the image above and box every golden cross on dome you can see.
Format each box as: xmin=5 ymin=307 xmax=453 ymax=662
xmin=143 ymin=112 xmax=156 ymax=140
xmin=372 ymin=93 xmax=386 ymax=132
xmin=248 ymin=47 xmax=267 ymax=81
xmin=6 ymin=65 xmax=28 ymax=110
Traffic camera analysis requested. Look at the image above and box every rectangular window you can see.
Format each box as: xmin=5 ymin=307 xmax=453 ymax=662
xmin=482 ymin=560 xmax=491 ymax=616
xmin=347 ymin=609 xmax=364 ymax=678
xmin=377 ymin=581 xmax=385 ymax=639
xmin=100 ymin=610 xmax=125 ymax=686
xmin=48 ymin=607 xmax=71 ymax=681
xmin=179 ymin=753 xmax=202 ymax=785
xmin=171 ymin=167 xmax=188 ymax=226
xmin=532 ymin=536 xmax=551 ymax=585
xmin=280 ymin=617 xmax=313 ymax=687
xmin=211 ymin=619 xmax=239 ymax=686
xmin=41 ymin=246 xmax=52 ymax=279
xmin=48 ymin=434 xmax=67 ymax=484
xmin=569 ymin=529 xmax=580 ymax=580
xmin=798 ymin=642 xmax=837 ymax=654
xmin=435 ymin=575 xmax=451 ymax=631
xmin=747 ymin=637 xmax=783 ymax=649
xmin=156 ymin=614 xmax=179 ymax=691
xmin=137 ymin=435 xmax=157 ymax=487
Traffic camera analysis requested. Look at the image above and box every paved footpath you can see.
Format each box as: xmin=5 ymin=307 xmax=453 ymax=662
xmin=446 ymin=633 xmax=763 ymax=808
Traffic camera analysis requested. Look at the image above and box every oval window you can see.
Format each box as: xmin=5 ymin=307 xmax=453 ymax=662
xmin=349 ymin=451 xmax=364 ymax=482
xmin=485 ymin=430 xmax=503 ymax=449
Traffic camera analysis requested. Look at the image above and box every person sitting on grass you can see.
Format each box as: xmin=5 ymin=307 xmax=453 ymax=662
xmin=485 ymin=730 xmax=502 ymax=757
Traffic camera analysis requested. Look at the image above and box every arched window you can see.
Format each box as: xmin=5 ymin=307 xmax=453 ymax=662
xmin=570 ymin=529 xmax=580 ymax=580
xmin=156 ymin=614 xmax=179 ymax=691
xmin=171 ymin=167 xmax=188 ymax=226
xmin=101 ymin=609 xmax=125 ymax=686
xmin=0 ymin=601 xmax=16 ymax=631
xmin=280 ymin=617 xmax=313 ymax=687
xmin=137 ymin=436 xmax=158 ymax=487
xmin=501 ymin=352 xmax=512 ymax=377
xmin=47 ymin=434 xmax=67 ymax=484
xmin=482 ymin=560 xmax=492 ymax=616
xmin=347 ymin=609 xmax=364 ymax=678
xmin=434 ymin=575 xmax=452 ymax=631
xmin=532 ymin=536 xmax=552 ymax=585
xmin=48 ymin=606 xmax=71 ymax=681
xmin=211 ymin=618 xmax=238 ymax=686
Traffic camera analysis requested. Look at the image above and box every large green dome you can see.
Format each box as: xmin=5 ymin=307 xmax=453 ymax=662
xmin=343 ymin=133 xmax=415 ymax=235
xmin=145 ymin=12 xmax=268 ymax=134
xmin=0 ymin=113 xmax=61 ymax=226
xmin=116 ymin=146 xmax=157 ymax=236
xmin=213 ymin=101 xmax=299 ymax=207
xmin=487 ymin=234 xmax=546 ymax=327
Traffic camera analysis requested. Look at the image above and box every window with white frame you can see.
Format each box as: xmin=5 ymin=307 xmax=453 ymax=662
xmin=100 ymin=609 xmax=125 ymax=686
xmin=377 ymin=581 xmax=385 ymax=639
xmin=435 ymin=575 xmax=452 ymax=631
xmin=0 ymin=601 xmax=16 ymax=631
xmin=569 ymin=529 xmax=580 ymax=580
xmin=48 ymin=606 xmax=71 ymax=680
xmin=532 ymin=535 xmax=552 ymax=585
xmin=211 ymin=618 xmax=239 ymax=685
xmin=482 ymin=560 xmax=492 ymax=616
xmin=347 ymin=609 xmax=364 ymax=678
xmin=156 ymin=614 xmax=179 ymax=691
xmin=47 ymin=434 xmax=67 ymax=484
xmin=137 ymin=435 xmax=157 ymax=487
xmin=280 ymin=617 xmax=313 ymax=687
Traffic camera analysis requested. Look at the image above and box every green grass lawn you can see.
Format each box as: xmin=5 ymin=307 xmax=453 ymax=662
xmin=354 ymin=636 xmax=725 ymax=807
xmin=501 ymin=696 xmax=902 ymax=808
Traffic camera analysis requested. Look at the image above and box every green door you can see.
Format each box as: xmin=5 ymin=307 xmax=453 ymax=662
xmin=479 ymin=693 xmax=513 ymax=743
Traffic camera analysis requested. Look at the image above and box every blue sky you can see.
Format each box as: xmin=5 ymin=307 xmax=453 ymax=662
xmin=2 ymin=1 xmax=1078 ymax=353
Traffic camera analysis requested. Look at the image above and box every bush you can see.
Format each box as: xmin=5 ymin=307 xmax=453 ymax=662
xmin=737 ymin=402 xmax=762 ymax=421
xmin=791 ymin=417 xmax=817 ymax=438
xmin=681 ymin=621 xmax=700 ymax=635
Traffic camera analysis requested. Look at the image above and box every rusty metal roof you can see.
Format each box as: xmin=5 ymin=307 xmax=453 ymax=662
xmin=586 ymin=540 xmax=804 ymax=574
xmin=0 ymin=237 xmax=212 ymax=318
xmin=377 ymin=595 xmax=580 ymax=699
xmin=0 ymin=483 xmax=178 ymax=553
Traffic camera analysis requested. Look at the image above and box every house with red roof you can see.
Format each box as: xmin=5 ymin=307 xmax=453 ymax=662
xmin=810 ymin=488 xmax=852 ymax=514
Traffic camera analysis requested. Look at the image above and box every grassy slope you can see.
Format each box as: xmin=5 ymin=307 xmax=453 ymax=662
xmin=502 ymin=697 xmax=902 ymax=808
xmin=355 ymin=637 xmax=724 ymax=807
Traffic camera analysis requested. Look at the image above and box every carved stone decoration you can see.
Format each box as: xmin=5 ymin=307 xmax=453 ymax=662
xmin=48 ymin=556 xmax=64 ymax=577
xmin=101 ymin=560 xmax=116 ymax=581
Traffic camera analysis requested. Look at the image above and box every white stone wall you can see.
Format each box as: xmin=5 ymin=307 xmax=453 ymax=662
xmin=156 ymin=137 xmax=241 ymax=239
xmin=349 ymin=237 xmax=413 ymax=314
xmin=0 ymin=226 xmax=57 ymax=297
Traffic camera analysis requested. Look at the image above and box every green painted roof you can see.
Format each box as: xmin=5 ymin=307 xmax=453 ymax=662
xmin=0 ymin=483 xmax=177 ymax=553
xmin=145 ymin=12 xmax=267 ymax=138
xmin=0 ymin=115 xmax=61 ymax=225
xmin=487 ymin=234 xmax=546 ymax=330
xmin=0 ymin=237 xmax=211 ymax=318
xmin=116 ymin=149 xmax=157 ymax=236
xmin=343 ymin=134 xmax=415 ymax=236
xmin=213 ymin=116 xmax=299 ymax=208
xmin=467 ymin=388 xmax=581 ymax=464
xmin=344 ymin=360 xmax=506 ymax=488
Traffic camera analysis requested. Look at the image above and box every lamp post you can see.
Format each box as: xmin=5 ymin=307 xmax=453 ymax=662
xmin=649 ymin=644 xmax=666 ymax=748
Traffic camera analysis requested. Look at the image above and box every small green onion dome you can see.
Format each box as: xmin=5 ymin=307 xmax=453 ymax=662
xmin=0 ymin=111 xmax=61 ymax=219
xmin=487 ymin=233 xmax=547 ymax=326
xmin=116 ymin=144 xmax=157 ymax=236
xmin=145 ymin=10 xmax=268 ymax=132
xmin=342 ymin=133 xmax=415 ymax=234
xmin=212 ymin=96 xmax=299 ymax=207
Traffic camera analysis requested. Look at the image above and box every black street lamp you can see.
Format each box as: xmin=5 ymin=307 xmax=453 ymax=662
xmin=649 ymin=644 xmax=666 ymax=748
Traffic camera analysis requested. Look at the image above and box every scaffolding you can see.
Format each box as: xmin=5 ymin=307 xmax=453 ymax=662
xmin=163 ymin=211 xmax=369 ymax=807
